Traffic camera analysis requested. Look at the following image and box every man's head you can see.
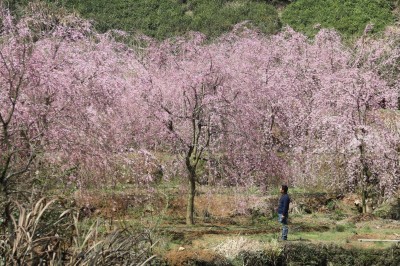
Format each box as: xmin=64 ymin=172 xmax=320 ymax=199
xmin=281 ymin=185 xmax=288 ymax=194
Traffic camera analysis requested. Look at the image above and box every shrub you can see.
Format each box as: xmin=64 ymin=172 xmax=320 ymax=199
xmin=281 ymin=0 xmax=395 ymax=39
xmin=335 ymin=224 xmax=346 ymax=232
xmin=239 ymin=250 xmax=282 ymax=266
xmin=231 ymin=242 xmax=400 ymax=265
xmin=284 ymin=243 xmax=400 ymax=265
xmin=374 ymin=198 xmax=400 ymax=220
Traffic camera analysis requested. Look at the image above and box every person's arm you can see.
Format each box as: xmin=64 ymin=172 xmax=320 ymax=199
xmin=282 ymin=196 xmax=289 ymax=217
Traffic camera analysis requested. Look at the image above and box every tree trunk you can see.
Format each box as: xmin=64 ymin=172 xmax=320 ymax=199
xmin=358 ymin=139 xmax=370 ymax=214
xmin=186 ymin=174 xmax=196 ymax=225
xmin=185 ymin=144 xmax=197 ymax=225
xmin=361 ymin=187 xmax=367 ymax=213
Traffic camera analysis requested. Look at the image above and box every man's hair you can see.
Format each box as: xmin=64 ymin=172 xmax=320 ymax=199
xmin=281 ymin=185 xmax=288 ymax=193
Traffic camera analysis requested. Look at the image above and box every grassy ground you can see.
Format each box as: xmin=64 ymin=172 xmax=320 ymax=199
xmin=166 ymin=213 xmax=400 ymax=250
xmin=71 ymin=182 xmax=400 ymax=264
xmin=155 ymin=213 xmax=400 ymax=265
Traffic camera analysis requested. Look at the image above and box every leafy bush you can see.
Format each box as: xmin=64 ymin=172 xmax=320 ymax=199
xmin=239 ymin=250 xmax=283 ymax=266
xmin=374 ymin=198 xmax=400 ymax=220
xmin=235 ymin=243 xmax=400 ymax=265
xmin=281 ymin=0 xmax=395 ymax=38
xmin=335 ymin=224 xmax=346 ymax=232
xmin=288 ymin=243 xmax=400 ymax=265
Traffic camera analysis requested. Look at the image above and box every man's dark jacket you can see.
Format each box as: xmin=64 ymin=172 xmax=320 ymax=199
xmin=278 ymin=194 xmax=290 ymax=216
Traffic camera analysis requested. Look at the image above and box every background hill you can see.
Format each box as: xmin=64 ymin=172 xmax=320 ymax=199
xmin=4 ymin=0 xmax=399 ymax=40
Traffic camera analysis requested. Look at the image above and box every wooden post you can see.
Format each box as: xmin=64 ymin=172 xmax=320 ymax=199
xmin=358 ymin=239 xmax=400 ymax=242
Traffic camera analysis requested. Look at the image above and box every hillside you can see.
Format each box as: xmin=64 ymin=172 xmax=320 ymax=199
xmin=4 ymin=0 xmax=399 ymax=40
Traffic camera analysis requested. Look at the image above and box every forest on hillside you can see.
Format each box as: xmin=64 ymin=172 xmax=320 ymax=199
xmin=4 ymin=0 xmax=399 ymax=39
xmin=1 ymin=1 xmax=400 ymax=265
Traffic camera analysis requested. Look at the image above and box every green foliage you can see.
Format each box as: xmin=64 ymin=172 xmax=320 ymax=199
xmin=374 ymin=198 xmax=400 ymax=220
xmin=2 ymin=0 xmax=31 ymax=11
xmin=59 ymin=0 xmax=187 ymax=39
xmin=10 ymin=0 xmax=396 ymax=40
xmin=239 ymin=249 xmax=283 ymax=266
xmin=334 ymin=222 xmax=355 ymax=232
xmin=335 ymin=224 xmax=346 ymax=232
xmin=187 ymin=0 xmax=280 ymax=38
xmin=326 ymin=199 xmax=337 ymax=211
xmin=49 ymin=0 xmax=281 ymax=39
xmin=331 ymin=209 xmax=347 ymax=220
xmin=261 ymin=243 xmax=400 ymax=266
xmin=281 ymin=0 xmax=395 ymax=38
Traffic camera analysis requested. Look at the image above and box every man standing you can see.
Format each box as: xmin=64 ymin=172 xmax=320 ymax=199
xmin=277 ymin=185 xmax=290 ymax=240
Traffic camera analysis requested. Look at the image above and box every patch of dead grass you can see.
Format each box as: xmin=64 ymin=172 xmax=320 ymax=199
xmin=212 ymin=236 xmax=264 ymax=260
xmin=164 ymin=248 xmax=230 ymax=266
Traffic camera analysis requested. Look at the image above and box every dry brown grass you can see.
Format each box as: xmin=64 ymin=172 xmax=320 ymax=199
xmin=165 ymin=248 xmax=230 ymax=266
xmin=0 ymin=197 xmax=159 ymax=265
xmin=164 ymin=186 xmax=275 ymax=222
xmin=212 ymin=237 xmax=264 ymax=259
xmin=73 ymin=188 xmax=166 ymax=219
